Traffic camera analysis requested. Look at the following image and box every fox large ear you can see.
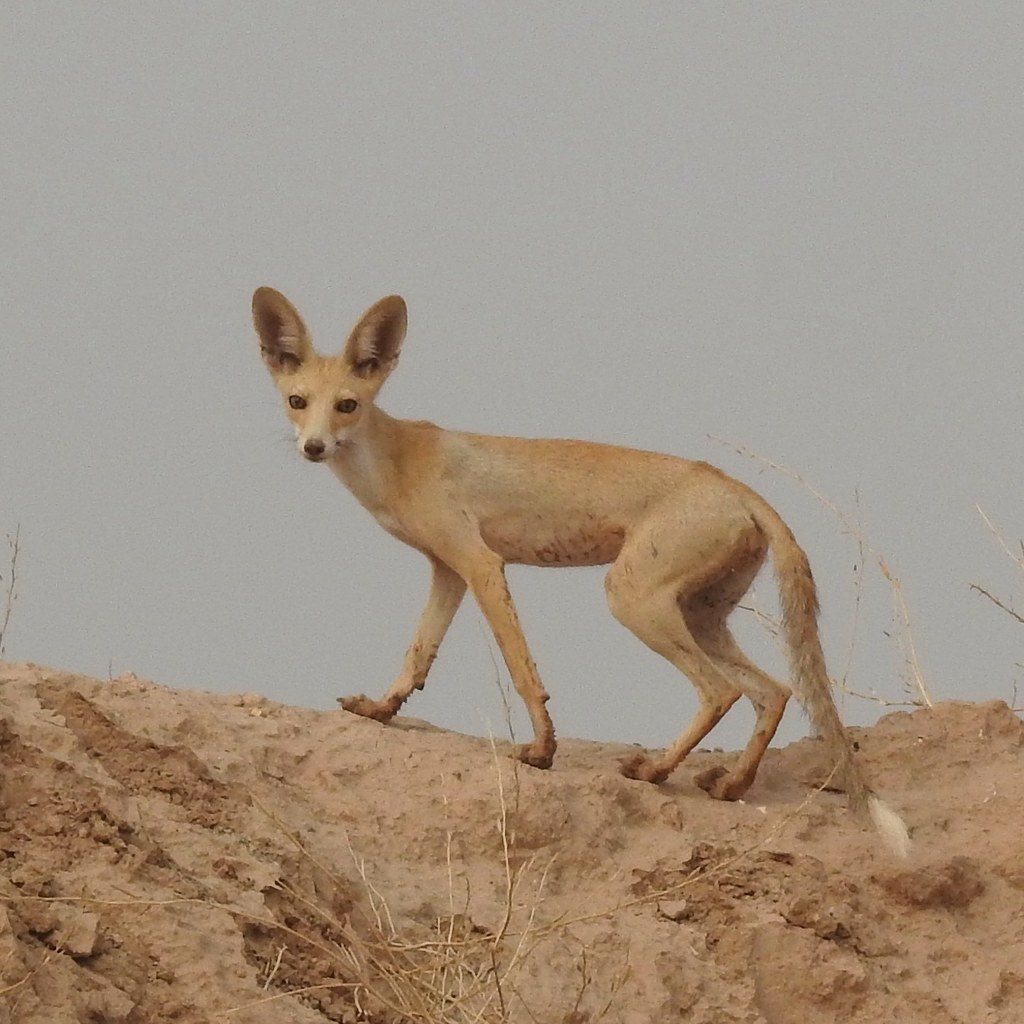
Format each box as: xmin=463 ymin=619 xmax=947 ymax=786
xmin=252 ymin=287 xmax=312 ymax=374
xmin=342 ymin=295 xmax=407 ymax=379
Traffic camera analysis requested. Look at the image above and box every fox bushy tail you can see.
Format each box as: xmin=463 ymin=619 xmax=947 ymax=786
xmin=757 ymin=505 xmax=910 ymax=857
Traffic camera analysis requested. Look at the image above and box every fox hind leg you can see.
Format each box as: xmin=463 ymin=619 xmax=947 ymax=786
xmin=607 ymin=507 xmax=783 ymax=795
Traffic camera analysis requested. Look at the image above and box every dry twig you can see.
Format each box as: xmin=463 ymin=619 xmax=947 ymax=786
xmin=972 ymin=507 xmax=1024 ymax=625
xmin=716 ymin=440 xmax=932 ymax=709
xmin=0 ymin=525 xmax=20 ymax=657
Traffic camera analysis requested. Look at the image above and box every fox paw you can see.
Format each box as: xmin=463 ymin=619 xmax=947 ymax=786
xmin=338 ymin=694 xmax=397 ymax=723
xmin=693 ymin=764 xmax=746 ymax=801
xmin=515 ymin=743 xmax=554 ymax=770
xmin=618 ymin=754 xmax=670 ymax=784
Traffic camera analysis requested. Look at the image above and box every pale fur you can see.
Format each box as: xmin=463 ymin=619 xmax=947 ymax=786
xmin=252 ymin=287 xmax=910 ymax=856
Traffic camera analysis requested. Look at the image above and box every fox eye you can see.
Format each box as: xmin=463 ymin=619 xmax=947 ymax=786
xmin=335 ymin=398 xmax=358 ymax=414
xmin=288 ymin=395 xmax=306 ymax=410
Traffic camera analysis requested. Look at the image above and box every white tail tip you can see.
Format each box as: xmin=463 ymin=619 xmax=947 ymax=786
xmin=868 ymin=795 xmax=911 ymax=859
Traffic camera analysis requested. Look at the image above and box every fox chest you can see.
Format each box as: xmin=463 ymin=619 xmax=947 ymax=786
xmin=350 ymin=488 xmax=419 ymax=548
xmin=369 ymin=506 xmax=419 ymax=546
xmin=330 ymin=457 xmax=414 ymax=543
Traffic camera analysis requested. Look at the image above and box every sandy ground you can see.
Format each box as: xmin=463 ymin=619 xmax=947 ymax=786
xmin=0 ymin=660 xmax=1022 ymax=1023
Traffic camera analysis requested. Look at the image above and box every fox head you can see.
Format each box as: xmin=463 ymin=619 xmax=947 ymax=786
xmin=252 ymin=288 xmax=407 ymax=462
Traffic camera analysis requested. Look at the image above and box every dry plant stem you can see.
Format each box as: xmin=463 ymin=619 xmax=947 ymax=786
xmin=839 ymin=490 xmax=869 ymax=689
xmin=240 ymin=799 xmax=447 ymax=1019
xmin=0 ymin=951 xmax=53 ymax=999
xmin=221 ymin=981 xmax=356 ymax=1018
xmin=972 ymin=506 xmax=1024 ymax=625
xmin=977 ymin=506 xmax=1024 ymax=571
xmin=0 ymin=525 xmax=20 ymax=657
xmin=253 ymin=778 xmax=557 ymax=1022
xmin=741 ymin=500 xmax=867 ymax=699
xmin=489 ymin=740 xmax=517 ymax=948
xmin=718 ymin=439 xmax=933 ymax=708
xmin=973 ymin=507 xmax=1024 ymax=709
xmin=738 ymin=600 xmax=924 ymax=711
xmin=483 ymin=627 xmax=519 ymax=752
xmin=483 ymin=738 xmax=565 ymax=1020
xmin=970 ymin=584 xmax=1024 ymax=626
xmin=485 ymin=638 xmax=557 ymax=973
xmin=261 ymin=945 xmax=286 ymax=990
xmin=438 ymin=774 xmax=471 ymax=1008
xmin=594 ymin=963 xmax=632 ymax=1021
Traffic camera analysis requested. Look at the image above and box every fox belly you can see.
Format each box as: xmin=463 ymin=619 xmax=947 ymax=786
xmin=479 ymin=517 xmax=626 ymax=566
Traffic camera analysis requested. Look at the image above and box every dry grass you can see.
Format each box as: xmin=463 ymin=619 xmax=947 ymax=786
xmin=0 ymin=525 xmax=19 ymax=658
xmin=971 ymin=507 xmax=1024 ymax=627
xmin=215 ymin=742 xmax=604 ymax=1023
xmin=971 ymin=507 xmax=1023 ymax=708
xmin=0 ymin=739 xmax=834 ymax=1024
xmin=716 ymin=440 xmax=933 ymax=711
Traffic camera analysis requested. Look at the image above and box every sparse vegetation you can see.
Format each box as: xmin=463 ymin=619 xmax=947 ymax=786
xmin=221 ymin=729 xmax=841 ymax=1023
xmin=3 ymin=648 xmax=1022 ymax=1020
xmin=971 ymin=507 xmax=1023 ymax=709
xmin=0 ymin=525 xmax=19 ymax=658
xmin=718 ymin=441 xmax=934 ymax=710
xmin=971 ymin=507 xmax=1024 ymax=627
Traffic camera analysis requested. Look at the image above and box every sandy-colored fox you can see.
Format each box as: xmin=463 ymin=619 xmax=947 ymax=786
xmin=252 ymin=287 xmax=909 ymax=855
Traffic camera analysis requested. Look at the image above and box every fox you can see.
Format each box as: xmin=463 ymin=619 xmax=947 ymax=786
xmin=252 ymin=287 xmax=910 ymax=856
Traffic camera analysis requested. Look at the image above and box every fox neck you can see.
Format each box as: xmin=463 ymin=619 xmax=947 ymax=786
xmin=326 ymin=404 xmax=403 ymax=517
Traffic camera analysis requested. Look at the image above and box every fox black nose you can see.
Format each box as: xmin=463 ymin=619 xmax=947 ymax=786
xmin=303 ymin=439 xmax=326 ymax=460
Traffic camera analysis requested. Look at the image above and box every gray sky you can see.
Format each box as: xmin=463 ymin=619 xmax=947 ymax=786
xmin=2 ymin=4 xmax=1021 ymax=755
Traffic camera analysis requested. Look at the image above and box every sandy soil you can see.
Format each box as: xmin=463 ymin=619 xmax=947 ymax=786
xmin=0 ymin=660 xmax=1022 ymax=1023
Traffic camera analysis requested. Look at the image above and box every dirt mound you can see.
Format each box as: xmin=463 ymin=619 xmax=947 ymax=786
xmin=1 ymin=662 xmax=1022 ymax=1022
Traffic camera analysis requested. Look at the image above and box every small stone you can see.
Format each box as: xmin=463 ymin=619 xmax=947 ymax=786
xmin=657 ymin=899 xmax=691 ymax=922
xmin=57 ymin=908 xmax=101 ymax=957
